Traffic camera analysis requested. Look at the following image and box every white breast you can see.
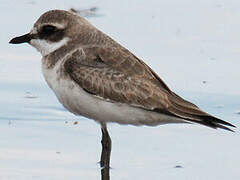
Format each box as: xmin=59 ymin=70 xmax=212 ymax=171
xmin=41 ymin=59 xmax=186 ymax=126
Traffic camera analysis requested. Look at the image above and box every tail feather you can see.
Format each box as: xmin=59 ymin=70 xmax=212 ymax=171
xmin=190 ymin=115 xmax=235 ymax=132
xmin=166 ymin=94 xmax=236 ymax=132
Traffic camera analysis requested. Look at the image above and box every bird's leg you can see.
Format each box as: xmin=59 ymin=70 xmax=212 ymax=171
xmin=100 ymin=122 xmax=112 ymax=169
xmin=100 ymin=122 xmax=112 ymax=180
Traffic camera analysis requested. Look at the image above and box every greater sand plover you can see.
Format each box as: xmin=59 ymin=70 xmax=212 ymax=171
xmin=9 ymin=10 xmax=235 ymax=169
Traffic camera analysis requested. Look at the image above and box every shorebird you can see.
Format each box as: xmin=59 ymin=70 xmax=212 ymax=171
xmin=9 ymin=10 xmax=235 ymax=171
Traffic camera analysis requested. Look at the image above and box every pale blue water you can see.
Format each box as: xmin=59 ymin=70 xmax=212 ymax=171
xmin=1 ymin=0 xmax=240 ymax=180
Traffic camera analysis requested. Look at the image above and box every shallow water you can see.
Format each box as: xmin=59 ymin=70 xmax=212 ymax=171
xmin=1 ymin=0 xmax=240 ymax=180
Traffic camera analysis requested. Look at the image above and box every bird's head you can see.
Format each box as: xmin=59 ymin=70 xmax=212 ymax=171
xmin=9 ymin=10 xmax=95 ymax=56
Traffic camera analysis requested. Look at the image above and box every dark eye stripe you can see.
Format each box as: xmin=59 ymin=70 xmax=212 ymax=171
xmin=38 ymin=25 xmax=65 ymax=42
xmin=41 ymin=25 xmax=56 ymax=35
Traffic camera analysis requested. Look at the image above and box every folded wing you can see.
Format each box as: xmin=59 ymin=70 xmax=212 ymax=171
xmin=64 ymin=46 xmax=235 ymax=131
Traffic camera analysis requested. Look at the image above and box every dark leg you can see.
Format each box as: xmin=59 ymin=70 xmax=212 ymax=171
xmin=100 ymin=122 xmax=112 ymax=180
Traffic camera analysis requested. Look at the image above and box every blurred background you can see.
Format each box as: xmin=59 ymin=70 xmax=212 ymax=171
xmin=0 ymin=0 xmax=240 ymax=179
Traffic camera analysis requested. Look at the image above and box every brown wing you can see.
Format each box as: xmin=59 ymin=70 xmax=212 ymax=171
xmin=64 ymin=46 xmax=235 ymax=131
xmin=64 ymin=47 xmax=170 ymax=110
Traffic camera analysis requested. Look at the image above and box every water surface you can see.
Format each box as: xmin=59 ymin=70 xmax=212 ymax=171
xmin=1 ymin=0 xmax=240 ymax=179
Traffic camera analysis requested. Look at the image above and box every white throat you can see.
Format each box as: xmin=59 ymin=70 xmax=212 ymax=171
xmin=30 ymin=37 xmax=69 ymax=56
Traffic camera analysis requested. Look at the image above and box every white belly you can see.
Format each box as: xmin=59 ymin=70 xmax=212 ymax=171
xmin=42 ymin=60 xmax=186 ymax=126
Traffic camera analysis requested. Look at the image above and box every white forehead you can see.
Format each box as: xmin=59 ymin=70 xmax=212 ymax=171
xmin=30 ymin=37 xmax=69 ymax=56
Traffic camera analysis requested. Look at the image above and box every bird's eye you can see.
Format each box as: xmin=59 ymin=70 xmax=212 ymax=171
xmin=41 ymin=25 xmax=57 ymax=35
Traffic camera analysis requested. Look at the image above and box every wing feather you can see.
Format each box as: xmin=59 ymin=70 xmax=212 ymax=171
xmin=64 ymin=46 xmax=235 ymax=131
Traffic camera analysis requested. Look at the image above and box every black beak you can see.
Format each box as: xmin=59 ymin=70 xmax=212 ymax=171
xmin=9 ymin=33 xmax=32 ymax=44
